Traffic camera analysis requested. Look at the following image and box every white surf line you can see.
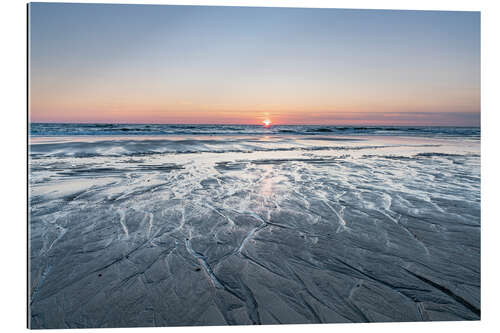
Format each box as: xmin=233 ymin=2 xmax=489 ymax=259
xmin=117 ymin=209 xmax=129 ymax=239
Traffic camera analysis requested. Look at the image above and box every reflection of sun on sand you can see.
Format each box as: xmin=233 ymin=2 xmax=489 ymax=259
xmin=259 ymin=165 xmax=274 ymax=198
xmin=28 ymin=131 xmax=481 ymax=327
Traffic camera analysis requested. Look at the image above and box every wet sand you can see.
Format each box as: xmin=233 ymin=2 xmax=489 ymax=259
xmin=28 ymin=135 xmax=480 ymax=328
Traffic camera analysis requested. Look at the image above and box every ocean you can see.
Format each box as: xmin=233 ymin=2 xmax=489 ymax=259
xmin=30 ymin=123 xmax=480 ymax=137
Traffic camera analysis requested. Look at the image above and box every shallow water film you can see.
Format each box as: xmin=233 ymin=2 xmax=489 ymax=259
xmin=28 ymin=133 xmax=480 ymax=328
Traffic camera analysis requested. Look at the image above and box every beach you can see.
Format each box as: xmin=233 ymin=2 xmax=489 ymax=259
xmin=28 ymin=125 xmax=480 ymax=328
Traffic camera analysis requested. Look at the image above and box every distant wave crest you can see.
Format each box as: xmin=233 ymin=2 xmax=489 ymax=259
xmin=30 ymin=123 xmax=480 ymax=138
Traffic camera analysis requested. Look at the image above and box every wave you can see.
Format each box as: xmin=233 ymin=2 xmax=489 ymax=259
xmin=28 ymin=136 xmax=378 ymax=157
xmin=28 ymin=134 xmax=455 ymax=159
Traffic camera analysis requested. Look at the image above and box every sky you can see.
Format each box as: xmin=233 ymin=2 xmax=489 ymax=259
xmin=29 ymin=3 xmax=480 ymax=126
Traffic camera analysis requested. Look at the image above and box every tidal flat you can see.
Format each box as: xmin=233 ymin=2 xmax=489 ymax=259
xmin=28 ymin=133 xmax=480 ymax=328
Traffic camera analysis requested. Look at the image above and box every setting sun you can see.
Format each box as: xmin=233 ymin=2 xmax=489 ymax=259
xmin=263 ymin=119 xmax=272 ymax=127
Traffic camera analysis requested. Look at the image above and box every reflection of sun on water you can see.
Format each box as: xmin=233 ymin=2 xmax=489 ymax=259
xmin=259 ymin=165 xmax=274 ymax=198
xmin=259 ymin=165 xmax=276 ymax=202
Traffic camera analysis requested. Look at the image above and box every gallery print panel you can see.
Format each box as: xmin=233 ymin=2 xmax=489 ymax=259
xmin=28 ymin=2 xmax=480 ymax=329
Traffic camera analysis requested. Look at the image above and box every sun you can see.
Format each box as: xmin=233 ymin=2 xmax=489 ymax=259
xmin=263 ymin=119 xmax=272 ymax=127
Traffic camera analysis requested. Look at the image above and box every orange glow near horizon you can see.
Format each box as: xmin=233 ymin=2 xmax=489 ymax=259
xmin=28 ymin=109 xmax=481 ymax=127
xmin=28 ymin=87 xmax=480 ymax=126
